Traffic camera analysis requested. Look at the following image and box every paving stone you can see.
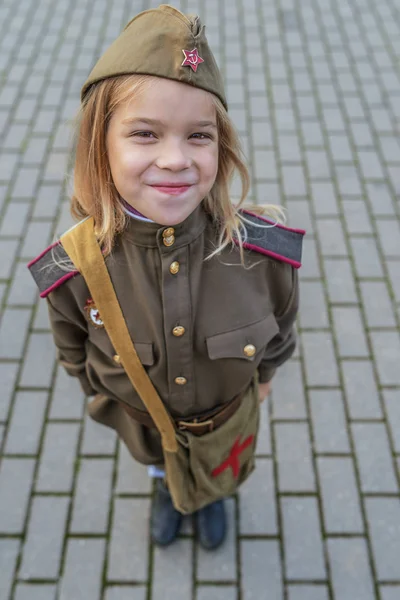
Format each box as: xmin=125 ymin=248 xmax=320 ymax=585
xmin=0 ymin=239 xmax=19 ymax=278
xmin=49 ymin=365 xmax=85 ymax=419
xmin=0 ymin=361 xmax=19 ymax=421
xmin=196 ymin=587 xmax=237 ymax=600
xmin=281 ymin=497 xmax=326 ymax=580
xmin=299 ymin=280 xmax=329 ymax=329
xmin=70 ymin=458 xmax=113 ymax=534
xmin=152 ymin=539 xmax=192 ymax=599
xmin=19 ymin=333 xmax=56 ymax=387
xmin=327 ymin=538 xmax=375 ymax=600
xmin=32 ymin=184 xmax=62 ymax=219
xmin=241 ymin=540 xmax=282 ymax=600
xmin=301 ymin=237 xmax=322 ymax=278
xmin=287 ymin=585 xmax=329 ymax=600
xmin=255 ymin=398 xmax=271 ymax=455
xmin=311 ymin=182 xmax=339 ymax=216
xmin=197 ymin=498 xmax=236 ymax=581
xmin=239 ymin=459 xmax=277 ymax=534
xmin=36 ymin=422 xmax=80 ymax=492
xmin=0 ymin=458 xmax=35 ymax=533
xmin=14 ymin=584 xmax=56 ymax=600
xmin=11 ymin=167 xmax=40 ymax=198
xmin=32 ymin=298 xmax=51 ymax=330
xmin=370 ymin=331 xmax=400 ymax=386
xmin=80 ymin=414 xmax=117 ymax=455
xmin=107 ymin=498 xmax=150 ymax=581
xmin=366 ymin=183 xmax=396 ymax=216
xmin=0 ymin=308 xmax=31 ymax=360
xmin=352 ymin=423 xmax=398 ymax=493
xmin=310 ymin=390 xmax=350 ymax=454
xmin=301 ymin=120 xmax=324 ymax=146
xmin=301 ymin=332 xmax=340 ymax=386
xmin=358 ymin=150 xmax=385 ymax=180
xmin=105 ymin=587 xmax=147 ymax=600
xmin=306 ymin=149 xmax=331 ymax=179
xmin=350 ymin=237 xmax=384 ymax=278
xmin=4 ymin=391 xmax=47 ymax=454
xmin=0 ymin=153 xmax=18 ymax=183
xmin=286 ymin=200 xmax=314 ymax=234
xmin=7 ymin=261 xmax=38 ymax=306
xmin=342 ymin=199 xmax=373 ymax=235
xmin=0 ymin=201 xmax=31 ymax=237
xmin=253 ymin=149 xmax=277 ymax=181
xmin=115 ymin=440 xmax=151 ymax=494
xmin=59 ymin=539 xmax=105 ymax=600
xmin=19 ymin=496 xmax=69 ymax=580
xmin=387 ymin=261 xmax=400 ymax=302
xmin=341 ymin=360 xmax=382 ymax=419
xmin=360 ymin=283 xmax=396 ymax=329
xmin=0 ymin=539 xmax=20 ymax=600
xmin=323 ymin=258 xmax=358 ymax=303
xmin=3 ymin=123 xmax=29 ymax=151
xmin=316 ymin=218 xmax=348 ymax=257
xmin=365 ymin=498 xmax=400 ymax=581
xmin=282 ymin=165 xmax=307 ymax=197
xmin=317 ymin=457 xmax=363 ymax=533
xmin=332 ymin=307 xmax=369 ymax=358
xmin=383 ymin=390 xmax=400 ymax=453
xmin=271 ymin=360 xmax=307 ymax=419
xmin=22 ymin=136 xmax=49 ymax=166
xmin=275 ymin=423 xmax=316 ymax=492
xmin=20 ymin=221 xmax=53 ymax=259
xmin=380 ymin=587 xmax=400 ymax=600
xmin=278 ymin=134 xmax=302 ymax=162
xmin=376 ymin=220 xmax=400 ymax=257
xmin=335 ymin=165 xmax=363 ymax=196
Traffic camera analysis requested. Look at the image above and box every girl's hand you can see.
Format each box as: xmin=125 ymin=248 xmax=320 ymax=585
xmin=258 ymin=381 xmax=271 ymax=403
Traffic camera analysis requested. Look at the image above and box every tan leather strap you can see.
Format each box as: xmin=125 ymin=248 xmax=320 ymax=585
xmin=61 ymin=217 xmax=178 ymax=453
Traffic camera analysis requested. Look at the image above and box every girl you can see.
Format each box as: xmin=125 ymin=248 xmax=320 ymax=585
xmin=28 ymin=4 xmax=303 ymax=550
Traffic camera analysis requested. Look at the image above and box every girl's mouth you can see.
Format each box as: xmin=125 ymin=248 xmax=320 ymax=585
xmin=150 ymin=185 xmax=192 ymax=196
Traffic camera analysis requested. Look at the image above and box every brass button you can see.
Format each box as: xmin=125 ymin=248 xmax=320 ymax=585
xmin=169 ymin=261 xmax=180 ymax=275
xmin=172 ymin=326 xmax=185 ymax=337
xmin=175 ymin=376 xmax=187 ymax=385
xmin=113 ymin=354 xmax=121 ymax=364
xmin=163 ymin=235 xmax=175 ymax=247
xmin=163 ymin=227 xmax=175 ymax=238
xmin=243 ymin=344 xmax=256 ymax=357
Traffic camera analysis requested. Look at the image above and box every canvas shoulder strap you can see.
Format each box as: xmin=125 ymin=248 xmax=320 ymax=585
xmin=60 ymin=217 xmax=178 ymax=453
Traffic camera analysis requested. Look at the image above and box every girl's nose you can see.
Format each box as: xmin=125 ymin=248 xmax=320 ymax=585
xmin=155 ymin=139 xmax=192 ymax=171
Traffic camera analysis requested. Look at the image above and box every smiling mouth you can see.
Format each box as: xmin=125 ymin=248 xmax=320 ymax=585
xmin=150 ymin=184 xmax=193 ymax=196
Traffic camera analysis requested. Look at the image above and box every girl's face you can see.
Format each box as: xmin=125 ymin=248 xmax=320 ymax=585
xmin=106 ymin=77 xmax=219 ymax=226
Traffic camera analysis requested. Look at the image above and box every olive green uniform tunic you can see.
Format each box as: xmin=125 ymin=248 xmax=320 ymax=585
xmin=41 ymin=204 xmax=299 ymax=465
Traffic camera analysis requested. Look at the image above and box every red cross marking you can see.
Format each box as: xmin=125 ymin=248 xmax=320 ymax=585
xmin=212 ymin=434 xmax=255 ymax=479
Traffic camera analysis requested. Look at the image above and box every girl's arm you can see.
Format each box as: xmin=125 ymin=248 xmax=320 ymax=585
xmin=257 ymin=267 xmax=299 ymax=385
xmin=46 ymin=294 xmax=96 ymax=397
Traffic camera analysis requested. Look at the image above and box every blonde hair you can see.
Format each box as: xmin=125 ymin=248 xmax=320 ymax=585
xmin=70 ymin=74 xmax=285 ymax=264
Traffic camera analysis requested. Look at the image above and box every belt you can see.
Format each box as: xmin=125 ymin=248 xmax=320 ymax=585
xmin=120 ymin=387 xmax=247 ymax=437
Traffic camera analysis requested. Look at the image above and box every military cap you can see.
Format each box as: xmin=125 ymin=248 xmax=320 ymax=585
xmin=81 ymin=4 xmax=227 ymax=109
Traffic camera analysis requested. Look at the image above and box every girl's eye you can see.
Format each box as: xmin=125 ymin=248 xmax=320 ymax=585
xmin=191 ymin=133 xmax=212 ymax=141
xmin=131 ymin=131 xmax=155 ymax=139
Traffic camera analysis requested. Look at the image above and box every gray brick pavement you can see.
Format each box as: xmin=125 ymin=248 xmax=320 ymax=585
xmin=0 ymin=0 xmax=399 ymax=597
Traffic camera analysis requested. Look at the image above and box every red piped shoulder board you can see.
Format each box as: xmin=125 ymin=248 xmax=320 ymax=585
xmin=27 ymin=241 xmax=80 ymax=298
xmin=237 ymin=209 xmax=305 ymax=268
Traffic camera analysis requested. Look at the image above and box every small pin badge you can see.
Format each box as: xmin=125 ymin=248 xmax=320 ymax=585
xmin=84 ymin=299 xmax=104 ymax=328
xmin=181 ymin=48 xmax=204 ymax=72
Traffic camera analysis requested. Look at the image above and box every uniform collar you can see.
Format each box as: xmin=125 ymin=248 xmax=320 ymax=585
xmin=122 ymin=202 xmax=209 ymax=249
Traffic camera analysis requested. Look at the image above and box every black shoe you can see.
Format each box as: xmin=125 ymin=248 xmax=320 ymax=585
xmin=196 ymin=499 xmax=226 ymax=550
xmin=151 ymin=479 xmax=183 ymax=546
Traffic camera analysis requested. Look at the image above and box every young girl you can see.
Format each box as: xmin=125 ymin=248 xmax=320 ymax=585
xmin=28 ymin=4 xmax=303 ymax=550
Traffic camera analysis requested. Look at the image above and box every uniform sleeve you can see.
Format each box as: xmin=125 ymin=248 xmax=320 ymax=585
xmin=46 ymin=292 xmax=96 ymax=396
xmin=257 ymin=266 xmax=299 ymax=384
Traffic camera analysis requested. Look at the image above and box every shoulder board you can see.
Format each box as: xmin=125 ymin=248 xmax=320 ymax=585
xmin=27 ymin=241 xmax=80 ymax=298
xmin=237 ymin=209 xmax=305 ymax=268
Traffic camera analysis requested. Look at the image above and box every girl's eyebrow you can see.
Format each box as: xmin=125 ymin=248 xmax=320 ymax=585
xmin=122 ymin=117 xmax=217 ymax=129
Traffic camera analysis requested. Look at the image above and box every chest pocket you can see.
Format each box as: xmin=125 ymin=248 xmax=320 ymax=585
xmin=113 ymin=342 xmax=155 ymax=366
xmin=206 ymin=314 xmax=279 ymax=361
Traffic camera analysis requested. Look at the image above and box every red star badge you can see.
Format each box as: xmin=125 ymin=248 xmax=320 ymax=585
xmin=181 ymin=48 xmax=204 ymax=73
xmin=212 ymin=434 xmax=255 ymax=479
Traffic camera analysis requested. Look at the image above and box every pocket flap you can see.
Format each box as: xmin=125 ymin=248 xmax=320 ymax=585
xmin=206 ymin=314 xmax=279 ymax=360
xmin=134 ymin=342 xmax=154 ymax=366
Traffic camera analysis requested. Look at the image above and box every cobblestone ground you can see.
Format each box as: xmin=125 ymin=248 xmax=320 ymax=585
xmin=0 ymin=0 xmax=399 ymax=598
